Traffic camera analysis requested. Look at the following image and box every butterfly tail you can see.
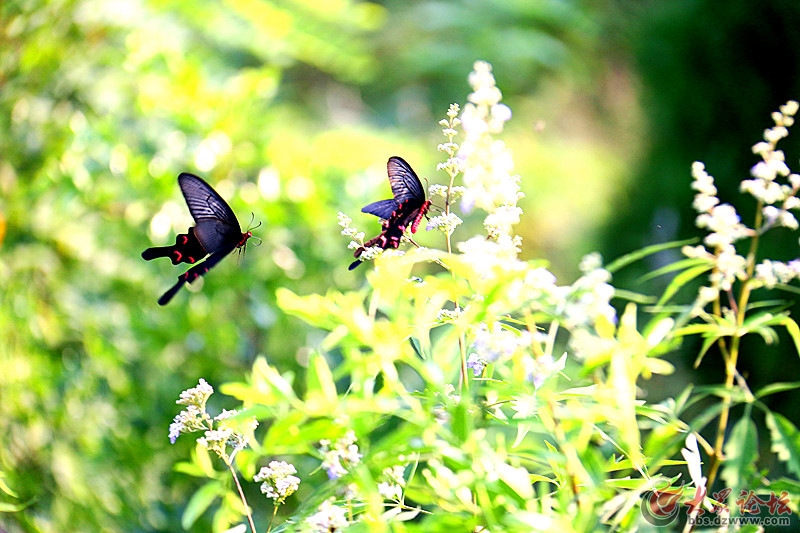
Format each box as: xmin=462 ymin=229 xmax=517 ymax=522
xmin=141 ymin=245 xmax=175 ymax=261
xmin=156 ymin=247 xmax=235 ymax=305
xmin=142 ymin=229 xmax=207 ymax=265
xmin=157 ymin=278 xmax=187 ymax=306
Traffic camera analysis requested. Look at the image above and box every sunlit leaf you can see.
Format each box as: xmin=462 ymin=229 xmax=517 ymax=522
xmin=766 ymin=412 xmax=800 ymax=478
xmin=721 ymin=416 xmax=758 ymax=491
xmin=182 ymin=481 xmax=223 ymax=529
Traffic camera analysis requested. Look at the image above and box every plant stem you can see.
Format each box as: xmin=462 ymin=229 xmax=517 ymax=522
xmin=706 ymin=204 xmax=762 ymax=489
xmin=266 ymin=504 xmax=278 ymax=533
xmin=227 ymin=458 xmax=258 ymax=533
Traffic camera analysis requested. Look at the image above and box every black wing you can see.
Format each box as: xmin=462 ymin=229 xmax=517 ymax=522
xmin=387 ymin=156 xmax=425 ymax=204
xmin=178 ymin=173 xmax=242 ymax=253
xmin=178 ymin=173 xmax=240 ymax=226
xmin=157 ymin=242 xmax=238 ymax=305
xmin=361 ymin=199 xmax=399 ymax=219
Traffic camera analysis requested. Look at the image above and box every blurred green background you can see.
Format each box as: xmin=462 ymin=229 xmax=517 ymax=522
xmin=2 ymin=0 xmax=800 ymax=531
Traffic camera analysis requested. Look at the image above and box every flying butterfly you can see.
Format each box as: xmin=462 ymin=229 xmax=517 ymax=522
xmin=142 ymin=173 xmax=257 ymax=305
xmin=350 ymin=156 xmax=431 ymax=270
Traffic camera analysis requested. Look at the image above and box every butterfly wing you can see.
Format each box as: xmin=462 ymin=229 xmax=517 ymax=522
xmin=361 ymin=199 xmax=399 ymax=219
xmin=178 ymin=173 xmax=242 ymax=253
xmin=157 ymin=242 xmax=238 ymax=305
xmin=387 ymin=156 xmax=425 ymax=204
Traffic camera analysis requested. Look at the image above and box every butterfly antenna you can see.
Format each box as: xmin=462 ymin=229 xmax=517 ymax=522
xmin=247 ymin=213 xmax=263 ymax=232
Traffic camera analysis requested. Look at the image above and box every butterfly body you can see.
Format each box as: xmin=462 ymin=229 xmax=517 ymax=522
xmin=350 ymin=157 xmax=430 ymax=270
xmin=142 ymin=173 xmax=253 ymax=305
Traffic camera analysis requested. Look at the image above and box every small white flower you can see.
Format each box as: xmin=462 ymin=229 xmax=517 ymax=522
xmin=681 ymin=433 xmax=707 ymax=512
xmin=377 ymin=465 xmax=406 ymax=501
xmin=781 ymin=100 xmax=799 ymax=116
xmin=427 ymin=213 xmax=463 ymax=235
xmin=470 ymin=322 xmax=531 ymax=368
xmin=306 ymin=498 xmax=349 ymax=532
xmin=709 ymin=244 xmax=747 ymax=291
xmin=320 ymin=430 xmax=361 ymax=480
xmin=755 ymin=259 xmax=800 ymax=288
xmin=255 ymin=461 xmax=300 ymax=504
xmin=177 ymin=378 xmax=214 ymax=407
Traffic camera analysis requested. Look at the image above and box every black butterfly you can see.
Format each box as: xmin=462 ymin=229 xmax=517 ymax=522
xmin=142 ymin=173 xmax=256 ymax=305
xmin=350 ymin=156 xmax=431 ymax=270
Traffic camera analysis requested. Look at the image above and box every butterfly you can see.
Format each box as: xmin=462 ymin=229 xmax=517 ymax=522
xmin=142 ymin=173 xmax=257 ymax=305
xmin=350 ymin=156 xmax=431 ymax=270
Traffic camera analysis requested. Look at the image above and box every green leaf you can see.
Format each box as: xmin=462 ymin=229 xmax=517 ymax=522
xmin=721 ymin=416 xmax=758 ymax=491
xmin=611 ymin=288 xmax=656 ymax=304
xmin=775 ymin=283 xmax=800 ymax=297
xmin=182 ymin=481 xmax=223 ymax=529
xmin=305 ymin=352 xmax=338 ymax=415
xmin=0 ymin=472 xmax=19 ymax=498
xmin=781 ymin=315 xmax=800 ymax=357
xmin=766 ymin=411 xmax=800 ymax=477
xmin=640 ymin=256 xmax=710 ymax=283
xmin=755 ymin=381 xmax=800 ymax=399
xmin=498 ymin=462 xmax=534 ymax=500
xmin=656 ymin=263 xmax=714 ymax=306
xmin=0 ymin=500 xmax=34 ymax=512
xmin=605 ymin=238 xmax=698 ymax=273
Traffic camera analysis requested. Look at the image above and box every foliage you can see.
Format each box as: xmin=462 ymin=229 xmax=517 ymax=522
xmin=165 ymin=65 xmax=800 ymax=532
xmin=3 ymin=1 xmax=800 ymax=533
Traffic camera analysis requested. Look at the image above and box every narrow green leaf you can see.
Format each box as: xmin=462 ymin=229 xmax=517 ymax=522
xmin=693 ymin=335 xmax=718 ymax=368
xmin=781 ymin=315 xmax=800 ymax=357
xmin=775 ymin=283 xmax=800 ymax=297
xmin=611 ymin=288 xmax=656 ymax=304
xmin=182 ymin=481 xmax=223 ymax=529
xmin=605 ymin=238 xmax=698 ymax=273
xmin=0 ymin=500 xmax=33 ymax=512
xmin=640 ymin=256 xmax=710 ymax=283
xmin=657 ymin=264 xmax=714 ymax=306
xmin=765 ymin=411 xmax=800 ymax=478
xmin=0 ymin=473 xmax=19 ymax=498
xmin=755 ymin=382 xmax=800 ymax=399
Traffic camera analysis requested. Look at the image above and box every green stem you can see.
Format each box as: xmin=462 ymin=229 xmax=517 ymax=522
xmin=227 ymin=458 xmax=258 ymax=533
xmin=266 ymin=504 xmax=279 ymax=533
xmin=706 ymin=202 xmax=762 ymax=490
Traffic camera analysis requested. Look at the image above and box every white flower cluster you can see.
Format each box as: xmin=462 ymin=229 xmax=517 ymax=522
xmin=683 ymin=162 xmax=750 ymax=293
xmin=426 ymin=212 xmax=463 ymax=236
xmin=745 ymin=101 xmax=800 ymax=234
xmin=338 ymin=211 xmax=365 ymax=249
xmin=177 ymin=377 xmax=214 ymax=407
xmin=437 ymin=103 xmax=463 ymax=176
xmin=254 ymin=460 xmax=301 ymax=504
xmin=168 ymin=379 xmax=258 ymax=461
xmin=306 ymin=498 xmax=349 ymax=532
xmin=197 ymin=409 xmax=258 ymax=459
xmin=428 ymin=184 xmax=466 ymax=199
xmin=560 ymin=253 xmax=617 ymax=330
xmin=690 ymin=162 xmax=753 ymax=249
xmin=320 ymin=430 xmax=362 ymax=480
xmin=754 ymin=259 xmax=800 ymax=289
xmin=377 ymin=465 xmax=407 ymax=501
xmin=168 ymin=404 xmax=207 ymax=444
xmin=685 ymin=101 xmax=800 ymax=297
xmin=169 ymin=378 xmax=214 ymax=444
xmin=466 ymin=322 xmax=532 ymax=376
xmin=456 ymin=61 xmax=523 ymax=267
